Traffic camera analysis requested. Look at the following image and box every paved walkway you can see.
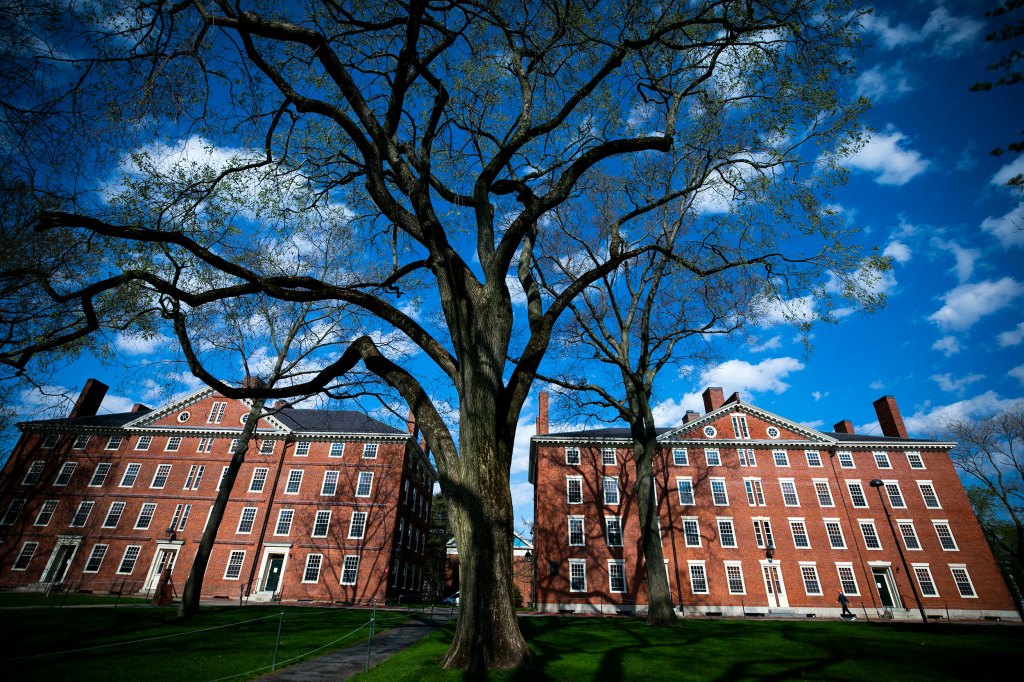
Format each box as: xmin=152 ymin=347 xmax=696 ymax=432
xmin=258 ymin=611 xmax=451 ymax=681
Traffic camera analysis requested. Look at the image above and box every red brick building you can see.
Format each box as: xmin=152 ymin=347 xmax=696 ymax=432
xmin=0 ymin=379 xmax=435 ymax=604
xmin=529 ymin=388 xmax=1019 ymax=621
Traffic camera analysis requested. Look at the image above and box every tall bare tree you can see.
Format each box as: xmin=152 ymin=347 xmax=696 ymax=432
xmin=1 ymin=1 xmax=871 ymax=669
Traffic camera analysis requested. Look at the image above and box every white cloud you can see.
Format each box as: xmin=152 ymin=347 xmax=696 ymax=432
xmin=700 ymin=357 xmax=805 ymax=396
xmin=997 ymin=322 xmax=1024 ymax=347
xmin=748 ymin=335 xmax=782 ymax=352
xmin=981 ymin=203 xmax=1024 ymax=248
xmin=141 ymin=372 xmax=207 ymax=404
xmin=843 ymin=129 xmax=928 ymax=185
xmin=510 ymin=414 xmax=536 ymax=476
xmin=928 ymin=277 xmax=1024 ymax=331
xmin=992 ymin=156 xmax=1024 ymax=188
xmin=812 ymin=391 xmax=827 ymax=401
xmin=931 ymin=335 xmax=961 ymax=356
xmin=931 ymin=372 xmax=984 ymax=394
xmin=931 ymin=240 xmax=980 ymax=283
xmin=1009 ymin=365 xmax=1024 ymax=386
xmin=883 ymin=240 xmax=911 ymax=263
xmin=855 ymin=62 xmax=913 ymax=102
xmin=860 ymin=8 xmax=982 ymax=55
xmin=652 ymin=394 xmax=706 ymax=426
xmin=114 ymin=331 xmax=171 ymax=356
xmin=100 ymin=393 xmax=139 ymax=414
xmin=900 ymin=391 xmax=1024 ymax=435
xmin=754 ymin=295 xmax=815 ymax=327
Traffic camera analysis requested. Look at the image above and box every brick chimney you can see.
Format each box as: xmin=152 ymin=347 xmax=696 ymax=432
xmin=131 ymin=403 xmax=151 ymax=413
xmin=69 ymin=379 xmax=108 ymax=419
xmin=833 ymin=419 xmax=855 ymax=434
xmin=702 ymin=387 xmax=724 ymax=413
xmin=725 ymin=391 xmax=742 ymax=405
xmin=537 ymin=391 xmax=549 ymax=435
xmin=406 ymin=410 xmax=418 ymax=438
xmin=683 ymin=410 xmax=701 ymax=424
xmin=242 ymin=376 xmax=266 ymax=388
xmin=274 ymin=400 xmax=289 ymax=410
xmin=873 ymin=395 xmax=909 ymax=438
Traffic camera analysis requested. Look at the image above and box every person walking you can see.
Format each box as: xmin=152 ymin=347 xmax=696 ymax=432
xmin=837 ymin=590 xmax=855 ymax=619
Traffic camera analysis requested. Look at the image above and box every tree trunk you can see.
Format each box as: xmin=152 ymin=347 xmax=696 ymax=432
xmin=178 ymin=399 xmax=265 ymax=617
xmin=633 ymin=437 xmax=677 ymax=625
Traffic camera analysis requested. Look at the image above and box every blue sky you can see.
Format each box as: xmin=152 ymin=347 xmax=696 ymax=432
xmin=6 ymin=2 xmax=1023 ymax=533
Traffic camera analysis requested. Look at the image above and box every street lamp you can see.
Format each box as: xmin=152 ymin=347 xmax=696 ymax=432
xmin=524 ymin=549 xmax=537 ymax=610
xmin=765 ymin=542 xmax=775 ymax=563
xmin=869 ymin=479 xmax=927 ymax=624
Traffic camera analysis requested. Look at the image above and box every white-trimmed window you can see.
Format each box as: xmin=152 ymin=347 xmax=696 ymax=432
xmin=83 ymin=544 xmax=108 ymax=573
xmin=284 ymin=469 xmax=304 ymax=494
xmin=873 ymin=451 xmax=891 ymax=469
xmin=217 ymin=466 xmax=229 ymax=491
xmin=569 ymin=559 xmax=587 ymax=592
xmin=184 ymin=465 xmax=205 ymax=490
xmin=837 ymin=451 xmax=854 ymax=468
xmin=800 ymin=563 xmax=822 ymax=595
xmin=196 ymin=437 xmax=214 ymax=453
xmin=805 ymin=451 xmax=823 ymax=467
xmin=738 ymin=449 xmax=756 ymax=467
xmin=688 ymin=561 xmax=708 ymax=594
xmin=363 ymin=443 xmax=378 ymax=459
xmin=814 ymin=480 xmax=834 ymax=507
xmin=602 ymin=448 xmax=617 ymax=466
xmin=89 ymin=463 xmax=112 ymax=487
xmin=789 ymin=519 xmax=810 ymax=549
xmin=102 ymin=501 xmax=125 ymax=529
xmin=565 ymin=447 xmax=580 ymax=465
xmin=898 ymin=520 xmax=921 ymax=550
xmin=824 ymin=519 xmax=846 ymax=549
xmin=169 ymin=504 xmax=187 ymax=531
xmin=303 ymin=554 xmax=323 ymax=583
xmin=725 ymin=562 xmax=746 ymax=594
xmin=299 ymin=509 xmax=326 ymax=538
xmin=568 ymin=516 xmax=585 ymax=546
xmin=683 ymin=517 xmax=701 ymax=547
xmin=165 ymin=436 xmax=182 ymax=452
xmin=293 ymin=441 xmax=310 ymax=457
xmin=13 ymin=542 xmax=38 ymax=570
xmin=104 ymin=436 xmax=123 ymax=451
xmin=753 ymin=518 xmax=774 ymax=549
xmin=119 ymin=463 xmax=142 ymax=488
xmin=732 ymin=414 xmax=750 ymax=439
xmin=224 ymin=550 xmax=245 ymax=579
xmin=259 ymin=440 xmax=275 ymax=455
xmin=608 ymin=560 xmax=627 ymax=593
xmin=605 ymin=516 xmax=623 ymax=546
xmin=603 ymin=476 xmax=619 ymax=505
xmin=207 ymin=401 xmax=227 ymax=424
xmin=348 ymin=511 xmax=367 ymax=539
xmin=355 ymin=471 xmax=374 ymax=497
xmin=34 ymin=500 xmax=59 ymax=526
xmin=321 ymin=471 xmax=339 ymax=496
xmin=274 ymin=509 xmax=294 ymax=536
xmin=341 ymin=555 xmax=361 ymax=585
xmin=705 ymin=449 xmax=722 ymax=466
xmin=72 ymin=434 xmax=89 ymax=449
xmin=906 ymin=451 xmax=925 ymax=469
xmin=40 ymin=434 xmax=59 ymax=449
xmin=134 ymin=503 xmax=156 ymax=529
xmin=229 ymin=439 xmax=242 ymax=454
xmin=236 ymin=507 xmax=258 ymax=534
xmin=177 ymin=504 xmax=192 ymax=531
xmin=837 ymin=564 xmax=859 ymax=595
xmin=933 ymin=521 xmax=958 ymax=551
xmin=135 ymin=436 xmax=152 ymax=451
xmin=249 ymin=468 xmax=269 ymax=492
xmin=117 ymin=546 xmax=142 ymax=574
xmin=744 ymin=478 xmax=766 ymax=506
xmin=718 ymin=518 xmax=737 ymax=548
xmin=0 ymin=499 xmax=25 ymax=525
xmin=567 ymin=476 xmax=583 ymax=504
xmin=329 ymin=442 xmax=345 ymax=458
xmin=950 ymin=565 xmax=977 ymax=598
xmin=70 ymin=500 xmax=94 ymax=527
xmin=54 ymin=462 xmax=77 ymax=486
xmin=913 ymin=564 xmax=938 ymax=597
xmin=22 ymin=461 xmax=46 ymax=485
xmin=883 ymin=481 xmax=906 ymax=508
xmin=672 ymin=448 xmax=689 ymax=466
xmin=859 ymin=520 xmax=882 ymax=549
xmin=847 ymin=481 xmax=868 ymax=508
xmin=710 ymin=477 xmax=729 ymax=505
xmin=677 ymin=478 xmax=695 ymax=505
xmin=918 ymin=481 xmax=941 ymax=509
xmin=779 ymin=479 xmax=799 ymax=506
xmin=773 ymin=450 xmax=790 ymax=467
xmin=150 ymin=464 xmax=172 ymax=489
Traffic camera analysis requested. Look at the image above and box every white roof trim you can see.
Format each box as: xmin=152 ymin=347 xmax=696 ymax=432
xmin=658 ymin=402 xmax=836 ymax=445
xmin=123 ymin=388 xmax=292 ymax=434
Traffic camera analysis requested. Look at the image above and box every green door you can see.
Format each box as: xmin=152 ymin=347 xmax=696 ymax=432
xmin=264 ymin=555 xmax=284 ymax=592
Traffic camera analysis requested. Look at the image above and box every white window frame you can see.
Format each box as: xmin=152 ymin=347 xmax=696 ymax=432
xmin=72 ymin=434 xmax=89 ymax=450
xmin=284 ymin=469 xmax=304 ymax=494
xmin=22 ymin=460 xmax=46 ymax=485
xmin=565 ymin=447 xmax=580 ymax=465
xmin=873 ymin=451 xmax=892 ymax=469
xmin=83 ymin=544 xmax=109 ymax=573
xmin=70 ymin=500 xmax=93 ymax=527
xmin=705 ymin=449 xmax=721 ymax=466
xmin=117 ymin=546 xmax=142 ymax=575
xmin=789 ymin=518 xmax=810 ymax=549
xmin=718 ymin=518 xmax=737 ymax=548
xmin=165 ymin=436 xmax=182 ymax=452
xmin=605 ymin=516 xmax=623 ymax=547
xmin=837 ymin=563 xmax=859 ymax=595
xmin=321 ymin=470 xmax=340 ymax=496
xmin=800 ymin=563 xmax=822 ymax=596
xmin=363 ymin=442 xmax=379 ymax=459
xmin=274 ymin=509 xmax=295 ymax=536
xmin=813 ymin=479 xmax=834 ymax=508
xmin=302 ymin=554 xmax=323 ymax=583
xmin=805 ymin=451 xmax=823 ymax=467
xmin=249 ymin=467 xmax=269 ymax=493
xmin=710 ymin=477 xmax=729 ymax=506
xmin=738 ymin=449 xmax=756 ymax=467
xmin=150 ymin=464 xmax=172 ymax=489
xmin=917 ymin=481 xmax=941 ymax=509
xmin=773 ymin=450 xmax=790 ymax=467
xmin=88 ymin=463 xmax=112 ymax=487
xmin=824 ymin=519 xmax=846 ymax=549
xmin=329 ymin=442 xmax=345 ymax=458
xmin=859 ymin=519 xmax=882 ymax=550
xmin=340 ymin=555 xmax=361 ymax=585
xmin=837 ymin=451 xmax=855 ymax=469
xmin=348 ymin=511 xmax=367 ymax=539
xmin=54 ymin=462 xmax=77 ymax=486
xmin=567 ymin=476 xmax=583 ymax=504
xmin=744 ymin=478 xmax=766 ymax=506
xmin=779 ymin=479 xmax=800 ymax=507
xmin=912 ymin=564 xmax=938 ymax=597
xmin=312 ymin=510 xmax=331 ymax=537
xmin=906 ymin=451 xmax=925 ymax=469
xmin=207 ymin=401 xmax=227 ymax=424
xmin=883 ymin=481 xmax=906 ymax=508
xmin=569 ymin=559 xmax=587 ymax=592
xmin=104 ymin=436 xmax=123 ymax=451
xmin=236 ymin=507 xmax=258 ymax=534
xmin=135 ymin=436 xmax=152 ymax=451
xmin=355 ymin=471 xmax=374 ymax=497
xmin=725 ymin=562 xmax=746 ymax=595
xmin=608 ymin=560 xmax=627 ymax=593
xmin=949 ymin=565 xmax=977 ymax=598
xmin=672 ymin=448 xmax=688 ymax=466
xmin=603 ymin=476 xmax=619 ymax=505
xmin=34 ymin=499 xmax=59 ymax=526
xmin=224 ymin=550 xmax=246 ymax=580
xmin=568 ymin=516 xmax=585 ymax=546
xmin=134 ymin=502 xmax=156 ymax=530
xmin=731 ymin=414 xmax=750 ymax=439
xmin=682 ymin=517 xmax=701 ymax=547
xmin=933 ymin=521 xmax=958 ymax=551
xmin=847 ymin=480 xmax=868 ymax=508
xmin=898 ymin=520 xmax=921 ymax=550
xmin=601 ymin=447 xmax=617 ymax=466
xmin=259 ymin=440 xmax=276 ymax=455
xmin=676 ymin=477 xmax=694 ymax=505
xmin=13 ymin=541 xmax=39 ymax=570
xmin=688 ymin=560 xmax=709 ymax=594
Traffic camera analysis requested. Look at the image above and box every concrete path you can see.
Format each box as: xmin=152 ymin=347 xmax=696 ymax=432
xmin=258 ymin=611 xmax=451 ymax=681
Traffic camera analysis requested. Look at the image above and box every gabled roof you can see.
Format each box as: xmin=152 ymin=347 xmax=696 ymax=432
xmin=19 ymin=412 xmax=141 ymax=431
xmin=123 ymin=387 xmax=289 ymax=433
xmin=274 ymin=409 xmax=406 ymax=437
xmin=657 ymin=399 xmax=835 ymax=444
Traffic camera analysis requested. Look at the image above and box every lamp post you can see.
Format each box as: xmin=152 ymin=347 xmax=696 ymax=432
xmin=869 ymin=479 xmax=927 ymax=624
xmin=524 ymin=549 xmax=537 ymax=610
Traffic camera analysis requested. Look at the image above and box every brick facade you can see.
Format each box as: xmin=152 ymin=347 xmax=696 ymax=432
xmin=0 ymin=380 xmax=436 ymax=604
xmin=528 ymin=389 xmax=1019 ymax=621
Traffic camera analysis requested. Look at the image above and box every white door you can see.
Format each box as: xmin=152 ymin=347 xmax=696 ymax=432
xmin=762 ymin=564 xmax=788 ymax=608
xmin=144 ymin=548 xmax=178 ymax=592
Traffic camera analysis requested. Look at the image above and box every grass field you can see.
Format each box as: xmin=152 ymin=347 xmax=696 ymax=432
xmin=353 ymin=615 xmax=1024 ymax=681
xmin=0 ymin=603 xmax=398 ymax=681
xmin=0 ymin=591 xmax=148 ymax=607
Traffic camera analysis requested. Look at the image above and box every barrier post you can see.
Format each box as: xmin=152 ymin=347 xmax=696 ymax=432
xmin=366 ymin=599 xmax=377 ymax=671
xmin=272 ymin=609 xmax=284 ymax=670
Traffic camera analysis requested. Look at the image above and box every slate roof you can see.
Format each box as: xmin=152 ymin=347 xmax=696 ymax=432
xmin=825 ymin=431 xmax=931 ymax=444
xmin=274 ymin=409 xmax=406 ymax=435
xmin=544 ymin=427 xmax=670 ymax=439
xmin=21 ymin=411 xmax=146 ymax=429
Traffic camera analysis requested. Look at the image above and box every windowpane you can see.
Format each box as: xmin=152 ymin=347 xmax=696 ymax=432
xmin=689 ymin=563 xmax=708 ymax=594
xmin=224 ymin=551 xmax=245 ymax=579
xmin=602 ymin=448 xmax=617 ymax=465
xmin=569 ymin=560 xmax=586 ymax=592
xmin=898 ymin=521 xmax=920 ymax=550
xmin=321 ymin=471 xmax=339 ymax=496
xmin=801 ymin=565 xmax=822 ymax=595
xmin=84 ymin=544 xmax=108 ymax=573
xmin=950 ymin=567 xmax=976 ymax=597
xmin=884 ymin=482 xmax=905 ymax=508
xmin=237 ymin=507 xmax=258 ymax=534
xmin=780 ymin=480 xmax=799 ymax=506
xmin=13 ymin=542 xmax=38 ymax=570
xmin=814 ymin=481 xmax=834 ymax=507
xmin=54 ymin=462 xmax=77 ymax=486
xmin=565 ymin=447 xmax=580 ymax=465
xmin=773 ymin=450 xmax=790 ymax=467
xmin=683 ymin=518 xmax=701 ymax=547
xmin=313 ymin=511 xmax=331 ymax=537
xmin=348 ymin=511 xmax=367 ymax=539
xmin=677 ymin=479 xmax=694 ymax=505
xmin=710 ymin=478 xmax=729 ymax=505
xmin=726 ymin=564 xmax=745 ymax=594
xmin=837 ymin=452 xmax=854 ymax=468
xmin=329 ymin=442 xmax=345 ymax=458
xmin=605 ymin=517 xmax=623 ymax=546
xmin=135 ymin=503 xmax=156 ymax=529
xmin=341 ymin=555 xmax=360 ymax=585
xmin=70 ymin=501 xmax=94 ymax=527
xmin=705 ymin=449 xmax=721 ymax=466
xmin=568 ymin=517 xmax=585 ymax=546
xmin=284 ymin=470 xmax=304 ymax=494
xmin=847 ymin=482 xmax=867 ymax=508
xmin=914 ymin=566 xmax=938 ymax=597
xmin=718 ymin=519 xmax=737 ymax=548
xmin=608 ymin=561 xmax=627 ymax=593
xmin=303 ymin=554 xmax=323 ymax=582
xmin=603 ymin=477 xmax=619 ymax=505
xmin=275 ymin=509 xmax=295 ymax=535
xmin=151 ymin=464 xmax=172 ymax=489
xmin=934 ymin=522 xmax=958 ymax=550
xmin=249 ymin=468 xmax=269 ymax=492
xmin=860 ymin=521 xmax=881 ymax=549
xmin=790 ymin=520 xmax=810 ymax=548
xmin=918 ymin=482 xmax=940 ymax=509
xmin=673 ymin=448 xmax=688 ymax=466
xmin=825 ymin=521 xmax=846 ymax=549
xmin=22 ymin=461 xmax=46 ymax=485
xmin=118 ymin=546 xmax=142 ymax=574
xmin=34 ymin=500 xmax=59 ymax=526
xmin=837 ymin=565 xmax=859 ymax=595
xmin=873 ymin=452 xmax=891 ymax=469
xmin=356 ymin=471 xmax=374 ymax=497
xmin=805 ymin=451 xmax=822 ymax=467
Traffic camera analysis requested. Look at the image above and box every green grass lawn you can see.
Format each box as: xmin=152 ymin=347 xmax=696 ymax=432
xmin=0 ymin=603 xmax=397 ymax=681
xmin=353 ymin=616 xmax=1024 ymax=681
xmin=0 ymin=591 xmax=148 ymax=607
